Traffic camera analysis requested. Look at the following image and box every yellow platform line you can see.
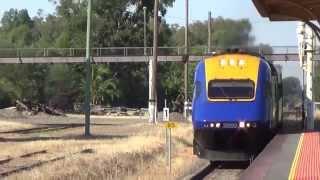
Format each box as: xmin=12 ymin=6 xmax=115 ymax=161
xmin=288 ymin=133 xmax=304 ymax=180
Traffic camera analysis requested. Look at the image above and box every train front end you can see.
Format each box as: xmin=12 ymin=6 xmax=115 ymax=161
xmin=192 ymin=53 xmax=271 ymax=161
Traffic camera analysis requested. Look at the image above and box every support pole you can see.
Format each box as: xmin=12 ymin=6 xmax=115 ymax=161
xmin=302 ymin=69 xmax=306 ymax=129
xmin=143 ymin=6 xmax=147 ymax=56
xmin=305 ymin=25 xmax=315 ymax=130
xmin=208 ymin=11 xmax=212 ymax=53
xmin=184 ymin=0 xmax=189 ymax=120
xmin=149 ymin=0 xmax=159 ymax=124
xmin=168 ymin=128 xmax=172 ymax=172
xmin=84 ymin=0 xmax=92 ymax=137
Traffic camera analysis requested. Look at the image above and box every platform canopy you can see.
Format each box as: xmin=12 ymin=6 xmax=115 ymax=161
xmin=253 ymin=0 xmax=320 ymax=21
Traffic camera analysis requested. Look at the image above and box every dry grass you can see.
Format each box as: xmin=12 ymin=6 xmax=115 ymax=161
xmin=2 ymin=121 xmax=200 ymax=180
xmin=128 ymin=124 xmax=202 ymax=180
xmin=0 ymin=120 xmax=34 ymax=132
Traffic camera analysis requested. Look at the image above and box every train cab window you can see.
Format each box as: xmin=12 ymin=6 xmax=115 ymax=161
xmin=208 ymin=80 xmax=255 ymax=99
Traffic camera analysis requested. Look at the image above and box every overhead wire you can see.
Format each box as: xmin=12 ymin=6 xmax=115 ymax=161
xmin=305 ymin=21 xmax=320 ymax=42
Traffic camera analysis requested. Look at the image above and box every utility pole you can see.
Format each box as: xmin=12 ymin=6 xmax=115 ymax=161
xmin=208 ymin=11 xmax=212 ymax=53
xmin=184 ymin=0 xmax=189 ymax=120
xmin=143 ymin=6 xmax=147 ymax=56
xmin=149 ymin=0 xmax=159 ymax=124
xmin=84 ymin=0 xmax=92 ymax=137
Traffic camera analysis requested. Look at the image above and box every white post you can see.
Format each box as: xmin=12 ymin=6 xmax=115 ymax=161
xmin=163 ymin=99 xmax=170 ymax=122
xmin=297 ymin=22 xmax=306 ymax=67
xmin=305 ymin=26 xmax=314 ymax=101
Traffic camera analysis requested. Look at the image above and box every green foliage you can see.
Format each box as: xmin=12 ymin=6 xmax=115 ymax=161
xmin=0 ymin=9 xmax=35 ymax=47
xmin=0 ymin=64 xmax=48 ymax=103
xmin=1 ymin=9 xmax=33 ymax=31
xmin=90 ymin=65 xmax=120 ymax=105
xmin=172 ymin=17 xmax=254 ymax=48
xmin=44 ymin=64 xmax=82 ymax=110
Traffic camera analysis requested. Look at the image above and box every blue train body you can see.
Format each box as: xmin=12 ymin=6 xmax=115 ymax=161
xmin=192 ymin=53 xmax=283 ymax=161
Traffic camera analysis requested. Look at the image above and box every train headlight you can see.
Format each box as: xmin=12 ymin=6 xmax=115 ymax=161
xmin=215 ymin=123 xmax=221 ymax=128
xmin=239 ymin=121 xmax=245 ymax=128
xmin=252 ymin=123 xmax=257 ymax=128
xmin=239 ymin=59 xmax=246 ymax=67
xmin=220 ymin=59 xmax=227 ymax=67
xmin=229 ymin=59 xmax=236 ymax=66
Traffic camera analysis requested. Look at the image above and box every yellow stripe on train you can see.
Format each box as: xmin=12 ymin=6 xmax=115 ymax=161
xmin=204 ymin=54 xmax=260 ymax=102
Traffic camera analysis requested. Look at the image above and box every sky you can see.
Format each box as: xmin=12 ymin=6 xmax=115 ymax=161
xmin=0 ymin=0 xmax=56 ymax=18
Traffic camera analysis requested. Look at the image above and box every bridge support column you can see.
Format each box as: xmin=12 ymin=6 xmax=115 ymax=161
xmin=149 ymin=0 xmax=159 ymax=124
xmin=148 ymin=59 xmax=157 ymax=124
xmin=84 ymin=0 xmax=92 ymax=137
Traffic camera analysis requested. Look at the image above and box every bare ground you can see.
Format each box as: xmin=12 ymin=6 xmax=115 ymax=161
xmin=0 ymin=110 xmax=211 ymax=180
xmin=0 ymin=110 xmax=307 ymax=180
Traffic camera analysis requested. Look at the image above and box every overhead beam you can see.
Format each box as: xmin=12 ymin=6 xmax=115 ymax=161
xmin=253 ymin=0 xmax=320 ymax=21
xmin=0 ymin=54 xmax=316 ymax=64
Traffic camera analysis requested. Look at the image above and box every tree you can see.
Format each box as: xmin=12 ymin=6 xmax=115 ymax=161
xmin=0 ymin=64 xmax=48 ymax=104
xmin=171 ymin=17 xmax=254 ymax=49
xmin=90 ymin=65 xmax=120 ymax=105
xmin=1 ymin=9 xmax=33 ymax=30
xmin=44 ymin=64 xmax=82 ymax=110
xmin=282 ymin=77 xmax=302 ymax=106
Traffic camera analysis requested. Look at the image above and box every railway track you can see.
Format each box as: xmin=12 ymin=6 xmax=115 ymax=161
xmin=187 ymin=161 xmax=250 ymax=180
xmin=0 ymin=123 xmax=84 ymax=135
xmin=0 ymin=150 xmax=50 ymax=177
xmin=0 ymin=149 xmax=94 ymax=177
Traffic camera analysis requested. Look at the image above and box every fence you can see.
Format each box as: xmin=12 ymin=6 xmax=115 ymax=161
xmin=0 ymin=46 xmax=314 ymax=58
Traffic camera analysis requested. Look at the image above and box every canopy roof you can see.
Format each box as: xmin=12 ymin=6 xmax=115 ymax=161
xmin=253 ymin=0 xmax=320 ymax=21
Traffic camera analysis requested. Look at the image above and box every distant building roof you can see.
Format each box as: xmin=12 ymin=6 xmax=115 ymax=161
xmin=252 ymin=0 xmax=320 ymax=21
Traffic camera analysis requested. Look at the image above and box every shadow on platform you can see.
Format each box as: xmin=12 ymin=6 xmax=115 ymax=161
xmin=281 ymin=117 xmax=304 ymax=134
xmin=281 ymin=114 xmax=320 ymax=134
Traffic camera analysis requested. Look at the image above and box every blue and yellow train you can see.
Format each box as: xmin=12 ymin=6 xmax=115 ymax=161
xmin=192 ymin=52 xmax=283 ymax=161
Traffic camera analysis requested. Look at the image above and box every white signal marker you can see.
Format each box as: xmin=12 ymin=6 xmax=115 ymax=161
xmin=239 ymin=59 xmax=246 ymax=67
xmin=220 ymin=59 xmax=227 ymax=67
xmin=229 ymin=59 xmax=236 ymax=66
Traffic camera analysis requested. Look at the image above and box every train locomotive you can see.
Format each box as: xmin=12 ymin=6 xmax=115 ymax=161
xmin=192 ymin=52 xmax=283 ymax=161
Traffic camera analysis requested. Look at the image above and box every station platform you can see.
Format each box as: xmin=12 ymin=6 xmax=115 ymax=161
xmin=241 ymin=132 xmax=320 ymax=180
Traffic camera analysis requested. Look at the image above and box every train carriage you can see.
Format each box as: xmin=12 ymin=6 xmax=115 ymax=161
xmin=192 ymin=52 xmax=283 ymax=161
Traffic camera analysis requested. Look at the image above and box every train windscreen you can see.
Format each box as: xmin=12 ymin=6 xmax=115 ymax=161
xmin=208 ymin=80 xmax=255 ymax=99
